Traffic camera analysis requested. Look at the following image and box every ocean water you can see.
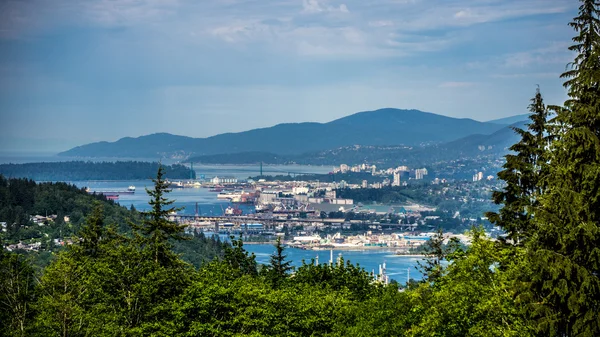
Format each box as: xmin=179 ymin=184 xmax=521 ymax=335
xmin=69 ymin=179 xmax=252 ymax=215
xmin=244 ymin=243 xmax=424 ymax=283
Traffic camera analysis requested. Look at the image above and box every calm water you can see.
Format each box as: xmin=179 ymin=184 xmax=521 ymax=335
xmin=244 ymin=243 xmax=424 ymax=283
xmin=53 ymin=164 xmax=330 ymax=214
xmin=70 ymin=179 xmax=252 ymax=215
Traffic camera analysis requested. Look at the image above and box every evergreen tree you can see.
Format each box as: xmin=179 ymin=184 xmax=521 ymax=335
xmin=0 ymin=253 xmax=36 ymax=337
xmin=486 ymin=87 xmax=549 ymax=244
xmin=77 ymin=202 xmax=105 ymax=258
xmin=223 ymin=235 xmax=258 ymax=276
xmin=416 ymin=228 xmax=460 ymax=283
xmin=523 ymin=1 xmax=600 ymax=335
xmin=411 ymin=228 xmax=533 ymax=336
xmin=264 ymin=237 xmax=293 ymax=287
xmin=138 ymin=165 xmax=188 ymax=266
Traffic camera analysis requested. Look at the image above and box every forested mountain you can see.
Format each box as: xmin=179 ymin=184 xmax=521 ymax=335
xmin=59 ymin=108 xmax=507 ymax=158
xmin=188 ymin=121 xmax=525 ymax=166
xmin=0 ymin=174 xmax=226 ymax=269
xmin=0 ymin=161 xmax=194 ymax=181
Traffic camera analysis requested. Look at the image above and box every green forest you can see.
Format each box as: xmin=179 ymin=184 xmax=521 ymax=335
xmin=0 ymin=161 xmax=194 ymax=181
xmin=1 ymin=2 xmax=599 ymax=336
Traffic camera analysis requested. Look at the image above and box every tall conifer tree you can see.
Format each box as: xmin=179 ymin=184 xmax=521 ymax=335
xmin=139 ymin=165 xmax=188 ymax=265
xmin=524 ymin=1 xmax=600 ymax=334
xmin=487 ymin=88 xmax=549 ymax=244
xmin=265 ymin=237 xmax=293 ymax=287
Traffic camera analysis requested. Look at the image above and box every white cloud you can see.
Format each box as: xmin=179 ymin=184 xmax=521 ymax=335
xmin=302 ymin=0 xmax=324 ymax=13
xmin=302 ymin=0 xmax=349 ymax=14
xmin=503 ymin=43 xmax=572 ymax=68
xmin=451 ymin=3 xmax=568 ymax=26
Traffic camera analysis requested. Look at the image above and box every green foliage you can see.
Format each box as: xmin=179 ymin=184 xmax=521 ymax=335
xmin=410 ymin=228 xmax=532 ymax=337
xmin=0 ymin=161 xmax=194 ymax=181
xmin=172 ymin=230 xmax=228 ymax=268
xmin=486 ymin=87 xmax=549 ymax=244
xmin=518 ymin=1 xmax=600 ymax=335
xmin=416 ymin=229 xmax=461 ymax=283
xmin=223 ymin=235 xmax=258 ymax=277
xmin=0 ymin=176 xmax=134 ymax=238
xmin=292 ymin=257 xmax=380 ymax=301
xmin=0 ymin=252 xmax=36 ymax=337
xmin=262 ymin=237 xmax=293 ymax=288
xmin=136 ymin=165 xmax=189 ymax=266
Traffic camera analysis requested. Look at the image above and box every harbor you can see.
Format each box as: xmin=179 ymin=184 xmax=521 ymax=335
xmin=70 ymin=176 xmax=432 ymax=282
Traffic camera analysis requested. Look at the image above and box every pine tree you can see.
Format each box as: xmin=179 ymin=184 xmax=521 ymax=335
xmin=0 ymin=253 xmax=36 ymax=337
xmin=524 ymin=1 xmax=600 ymax=335
xmin=486 ymin=87 xmax=549 ymax=244
xmin=77 ymin=202 xmax=105 ymax=258
xmin=416 ymin=229 xmax=459 ymax=283
xmin=265 ymin=237 xmax=293 ymax=287
xmin=223 ymin=235 xmax=258 ymax=276
xmin=139 ymin=165 xmax=188 ymax=266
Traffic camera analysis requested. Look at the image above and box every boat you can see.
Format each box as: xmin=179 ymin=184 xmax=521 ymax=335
xmin=224 ymin=206 xmax=243 ymax=216
xmin=167 ymin=180 xmax=184 ymax=188
xmin=217 ymin=192 xmax=237 ymax=200
xmin=128 ymin=185 xmax=136 ymax=193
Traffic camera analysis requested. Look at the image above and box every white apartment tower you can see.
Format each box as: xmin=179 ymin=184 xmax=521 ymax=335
xmin=392 ymin=172 xmax=401 ymax=186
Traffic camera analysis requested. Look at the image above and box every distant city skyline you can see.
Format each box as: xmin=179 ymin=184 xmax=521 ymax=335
xmin=0 ymin=0 xmax=578 ymax=152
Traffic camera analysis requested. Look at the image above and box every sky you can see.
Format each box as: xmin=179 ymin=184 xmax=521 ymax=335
xmin=0 ymin=0 xmax=580 ymax=153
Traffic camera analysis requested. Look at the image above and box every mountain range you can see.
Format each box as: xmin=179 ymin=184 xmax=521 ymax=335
xmin=185 ymin=120 xmax=527 ymax=166
xmin=59 ymin=108 xmax=524 ymax=160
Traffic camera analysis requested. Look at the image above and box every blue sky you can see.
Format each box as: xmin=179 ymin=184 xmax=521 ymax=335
xmin=0 ymin=0 xmax=579 ymax=152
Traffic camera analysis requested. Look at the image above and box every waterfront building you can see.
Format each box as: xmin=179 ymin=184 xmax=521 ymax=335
xmin=211 ymin=176 xmax=238 ymax=184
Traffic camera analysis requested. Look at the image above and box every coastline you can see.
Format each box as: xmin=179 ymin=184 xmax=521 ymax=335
xmin=242 ymin=241 xmax=426 ymax=257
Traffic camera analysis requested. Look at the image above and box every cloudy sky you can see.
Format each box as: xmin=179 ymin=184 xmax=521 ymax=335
xmin=0 ymin=0 xmax=579 ymax=152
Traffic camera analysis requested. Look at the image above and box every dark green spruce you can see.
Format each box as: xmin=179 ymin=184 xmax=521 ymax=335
xmin=486 ymin=87 xmax=549 ymax=244
xmin=523 ymin=0 xmax=600 ymax=335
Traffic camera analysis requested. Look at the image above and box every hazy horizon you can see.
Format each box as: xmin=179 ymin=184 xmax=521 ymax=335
xmin=1 ymin=0 xmax=578 ymax=152
xmin=0 ymin=107 xmax=527 ymax=154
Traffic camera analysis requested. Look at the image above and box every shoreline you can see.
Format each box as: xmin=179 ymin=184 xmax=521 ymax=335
xmin=242 ymin=241 xmax=426 ymax=256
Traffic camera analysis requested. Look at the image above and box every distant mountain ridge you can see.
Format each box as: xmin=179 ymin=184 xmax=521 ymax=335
xmin=486 ymin=114 xmax=530 ymax=125
xmin=187 ymin=121 xmax=526 ymax=166
xmin=59 ymin=108 xmax=510 ymax=158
